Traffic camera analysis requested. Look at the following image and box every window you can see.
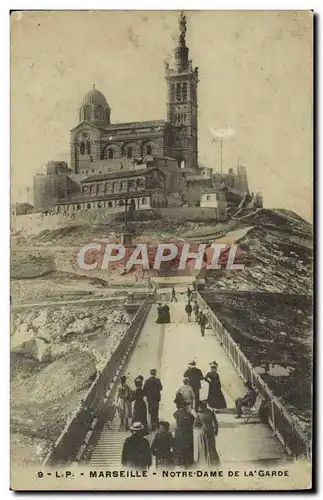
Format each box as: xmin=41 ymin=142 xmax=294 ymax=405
xmin=182 ymin=82 xmax=187 ymax=101
xmin=83 ymin=185 xmax=89 ymax=193
xmin=176 ymin=83 xmax=181 ymax=101
xmin=146 ymin=144 xmax=152 ymax=155
xmin=119 ymin=199 xmax=124 ymax=206
xmin=112 ymin=182 xmax=119 ymax=192
xmin=84 ymin=106 xmax=91 ymax=121
xmin=142 ymin=197 xmax=147 ymax=205
xmin=87 ymin=203 xmax=91 ymax=209
xmin=90 ymin=185 xmax=97 ymax=196
xmin=108 ymin=148 xmax=114 ymax=159
xmin=98 ymin=202 xmax=102 ymax=208
xmin=108 ymin=201 xmax=113 ymax=208
xmin=106 ymin=182 xmax=112 ymax=193
xmin=80 ymin=141 xmax=85 ymax=155
xmin=86 ymin=141 xmax=91 ymax=155
xmin=170 ymin=83 xmax=175 ymax=101
xmin=127 ymin=146 xmax=133 ymax=158
xmin=176 ymin=114 xmax=181 ymax=124
xmin=121 ymin=181 xmax=127 ymax=192
xmin=98 ymin=183 xmax=105 ymax=194
xmin=77 ymin=204 xmax=81 ymax=210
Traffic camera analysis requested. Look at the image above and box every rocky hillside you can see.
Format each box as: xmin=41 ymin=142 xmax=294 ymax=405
xmin=11 ymin=303 xmax=132 ymax=466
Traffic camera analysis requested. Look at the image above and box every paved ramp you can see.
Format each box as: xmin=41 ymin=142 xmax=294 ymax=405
xmin=88 ymin=297 xmax=287 ymax=468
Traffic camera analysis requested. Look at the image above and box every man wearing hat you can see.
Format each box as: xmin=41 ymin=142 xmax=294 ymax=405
xmin=184 ymin=361 xmax=204 ymax=411
xmin=121 ymin=422 xmax=152 ymax=470
xmin=175 ymin=376 xmax=195 ymax=411
xmin=143 ymin=369 xmax=163 ymax=430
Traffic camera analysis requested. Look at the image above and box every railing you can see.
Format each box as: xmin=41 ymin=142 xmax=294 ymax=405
xmin=43 ymin=295 xmax=152 ymax=466
xmin=195 ymin=291 xmax=311 ymax=460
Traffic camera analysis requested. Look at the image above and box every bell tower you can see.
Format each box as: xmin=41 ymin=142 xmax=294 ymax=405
xmin=165 ymin=12 xmax=199 ymax=169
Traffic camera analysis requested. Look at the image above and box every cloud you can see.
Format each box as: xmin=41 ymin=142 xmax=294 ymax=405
xmin=209 ymin=126 xmax=236 ymax=140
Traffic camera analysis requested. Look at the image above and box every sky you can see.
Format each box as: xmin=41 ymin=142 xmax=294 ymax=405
xmin=11 ymin=10 xmax=313 ymax=221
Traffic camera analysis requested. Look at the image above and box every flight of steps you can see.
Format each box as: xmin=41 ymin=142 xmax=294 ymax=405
xmin=88 ymin=415 xmax=128 ymax=468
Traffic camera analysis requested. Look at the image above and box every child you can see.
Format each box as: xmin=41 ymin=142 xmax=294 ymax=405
xmin=151 ymin=421 xmax=175 ymax=468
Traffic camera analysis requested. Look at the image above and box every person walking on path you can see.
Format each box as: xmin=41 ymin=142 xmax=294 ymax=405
xmin=143 ymin=369 xmax=163 ymax=431
xmin=194 ymin=400 xmax=220 ymax=467
xmin=193 ymin=301 xmax=200 ymax=322
xmin=235 ymin=380 xmax=257 ymax=418
xmin=199 ymin=310 xmax=208 ymax=336
xmin=175 ymin=377 xmax=195 ymax=411
xmin=171 ymin=286 xmax=178 ymax=302
xmin=187 ymin=287 xmax=192 ymax=302
xmin=121 ymin=422 xmax=152 ymax=470
xmin=205 ymin=362 xmax=227 ymax=411
xmin=115 ymin=375 xmax=133 ymax=430
xmin=173 ymin=395 xmax=195 ymax=468
xmin=156 ymin=302 xmax=164 ymax=323
xmin=185 ymin=302 xmax=193 ymax=322
xmin=163 ymin=303 xmax=170 ymax=323
xmin=184 ymin=361 xmax=204 ymax=412
xmin=151 ymin=421 xmax=175 ymax=468
xmin=131 ymin=376 xmax=149 ymax=435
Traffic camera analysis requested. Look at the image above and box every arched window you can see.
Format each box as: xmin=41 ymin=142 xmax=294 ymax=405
xmin=146 ymin=144 xmax=152 ymax=155
xmin=86 ymin=141 xmax=91 ymax=155
xmin=80 ymin=141 xmax=85 ymax=155
xmin=84 ymin=105 xmax=91 ymax=121
xmin=77 ymin=204 xmax=81 ymax=210
xmin=87 ymin=203 xmax=91 ymax=209
xmin=127 ymin=146 xmax=133 ymax=158
xmin=108 ymin=148 xmax=114 ymax=159
xmin=142 ymin=197 xmax=147 ymax=205
xmin=108 ymin=201 xmax=113 ymax=208
xmin=176 ymin=83 xmax=181 ymax=101
xmin=170 ymin=84 xmax=175 ymax=101
xmin=182 ymin=82 xmax=187 ymax=101
xmin=119 ymin=199 xmax=124 ymax=206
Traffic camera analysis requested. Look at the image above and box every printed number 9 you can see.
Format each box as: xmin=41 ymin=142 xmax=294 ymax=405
xmin=38 ymin=472 xmax=43 ymax=478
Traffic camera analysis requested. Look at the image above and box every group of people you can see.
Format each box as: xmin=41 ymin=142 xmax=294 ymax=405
xmin=157 ymin=286 xmax=209 ymax=337
xmin=120 ymin=359 xmax=231 ymax=470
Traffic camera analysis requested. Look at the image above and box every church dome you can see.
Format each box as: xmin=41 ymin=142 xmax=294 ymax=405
xmin=79 ymin=85 xmax=111 ymax=124
xmin=82 ymin=85 xmax=110 ymax=108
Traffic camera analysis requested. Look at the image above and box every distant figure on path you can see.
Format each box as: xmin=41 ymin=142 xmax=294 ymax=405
xmin=185 ymin=302 xmax=193 ymax=322
xmin=193 ymin=301 xmax=199 ymax=322
xmin=163 ymin=304 xmax=170 ymax=323
xmin=173 ymin=394 xmax=195 ymax=467
xmin=194 ymin=400 xmax=220 ymax=467
xmin=151 ymin=421 xmax=175 ymax=468
xmin=205 ymin=362 xmax=227 ymax=411
xmin=184 ymin=361 xmax=204 ymax=412
xmin=187 ymin=287 xmax=192 ymax=302
xmin=115 ymin=375 xmax=133 ymax=430
xmin=121 ymin=422 xmax=152 ymax=470
xmin=171 ymin=286 xmax=178 ymax=302
xmin=235 ymin=380 xmax=257 ymax=419
xmin=199 ymin=310 xmax=208 ymax=336
xmin=132 ymin=376 xmax=149 ymax=434
xmin=143 ymin=369 xmax=163 ymax=430
xmin=156 ymin=302 xmax=164 ymax=323
xmin=175 ymin=377 xmax=195 ymax=411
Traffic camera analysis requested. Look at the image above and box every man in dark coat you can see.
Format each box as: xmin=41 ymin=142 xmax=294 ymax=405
xmin=199 ymin=310 xmax=208 ymax=336
xmin=163 ymin=304 xmax=170 ymax=323
xmin=121 ymin=422 xmax=152 ymax=469
xmin=171 ymin=286 xmax=178 ymax=302
xmin=184 ymin=361 xmax=204 ymax=411
xmin=143 ymin=369 xmax=163 ymax=430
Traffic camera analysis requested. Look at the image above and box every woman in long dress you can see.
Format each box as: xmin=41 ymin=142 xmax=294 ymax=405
xmin=205 ymin=362 xmax=227 ymax=410
xmin=132 ymin=376 xmax=149 ymax=435
xmin=115 ymin=375 xmax=132 ymax=430
xmin=173 ymin=394 xmax=195 ymax=467
xmin=194 ymin=400 xmax=220 ymax=466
